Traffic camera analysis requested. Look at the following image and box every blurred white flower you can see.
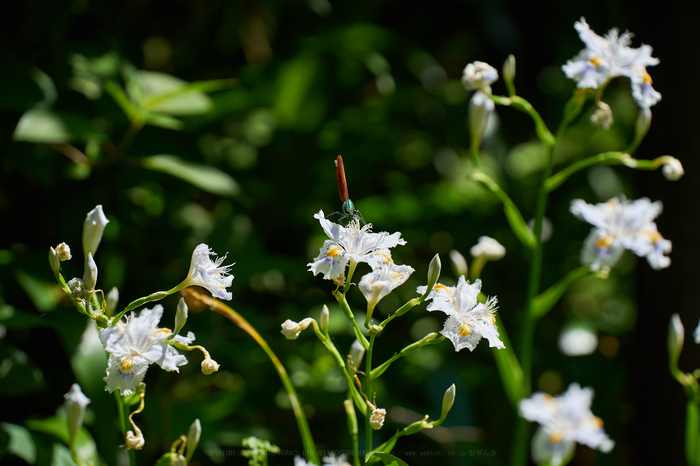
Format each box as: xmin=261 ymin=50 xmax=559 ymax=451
xmin=82 ymin=205 xmax=109 ymax=258
xmin=64 ymin=383 xmax=90 ymax=448
xmin=519 ymin=383 xmax=614 ymax=466
xmin=590 ymin=101 xmax=614 ymax=130
xmin=469 ymin=90 xmax=495 ymax=147
xmin=182 ymin=244 xmax=234 ymax=300
xmin=308 ymin=210 xmax=406 ymax=281
xmin=571 ymin=197 xmax=671 ymax=270
xmin=280 ymin=318 xmax=314 ymax=340
xmin=322 ymin=452 xmax=351 ymax=466
xmin=461 ymin=61 xmax=498 ymax=93
xmin=417 ymin=276 xmax=503 ymax=352
xmin=370 ymin=407 xmax=386 ymax=430
xmin=100 ymin=305 xmax=194 ymax=395
xmin=661 ymin=156 xmax=684 ymax=181
xmin=470 ymin=236 xmax=506 ymax=261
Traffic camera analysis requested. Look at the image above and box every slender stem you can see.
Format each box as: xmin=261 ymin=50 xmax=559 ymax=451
xmin=365 ymin=333 xmax=377 ymax=461
xmin=114 ymin=392 xmax=136 ymax=466
xmin=184 ymin=290 xmax=320 ymax=466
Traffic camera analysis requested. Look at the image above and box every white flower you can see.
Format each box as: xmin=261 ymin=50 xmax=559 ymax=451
xmin=183 ymin=244 xmax=234 ymax=300
xmin=100 ymin=305 xmax=195 ymax=395
xmin=83 ymin=205 xmax=109 ymax=258
xmin=661 ymin=156 xmax=684 ymax=181
xmin=470 ymin=236 xmax=506 ymax=261
xmin=370 ymin=407 xmax=386 ymax=430
xmin=461 ymin=61 xmax=498 ymax=92
xmin=280 ymin=318 xmax=314 ymax=340
xmin=562 ymin=17 xmax=659 ymax=92
xmin=64 ymin=383 xmax=90 ymax=447
xmin=629 ymin=69 xmax=661 ymax=109
xmin=519 ymin=383 xmax=614 ymax=466
xmin=56 ymin=243 xmax=72 ymax=261
xmin=294 ymin=457 xmax=314 ymax=466
xmin=469 ymin=90 xmax=495 ymax=147
xmin=358 ymin=250 xmax=414 ymax=310
xmin=308 ymin=210 xmax=406 ymax=281
xmin=571 ymin=197 xmax=671 ymax=270
xmin=201 ymin=357 xmax=220 ymax=375
xmin=322 ymin=453 xmax=351 ymax=466
xmin=417 ymin=276 xmax=503 ymax=352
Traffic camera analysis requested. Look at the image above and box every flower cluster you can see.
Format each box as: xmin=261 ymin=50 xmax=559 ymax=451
xmin=571 ymin=197 xmax=671 ymax=270
xmin=519 ymin=383 xmax=614 ymax=466
xmin=418 ymin=276 xmax=503 ymax=352
xmin=562 ymin=17 xmax=660 ymax=109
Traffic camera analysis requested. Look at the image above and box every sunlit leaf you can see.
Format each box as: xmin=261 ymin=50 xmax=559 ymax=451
xmin=12 ymin=109 xmax=101 ymax=144
xmin=141 ymin=155 xmax=241 ymax=197
xmin=1 ymin=423 xmax=36 ymax=464
xmin=15 ymin=270 xmax=62 ymax=312
xmin=273 ymin=55 xmax=319 ymax=126
xmin=50 ymin=443 xmax=77 ymax=466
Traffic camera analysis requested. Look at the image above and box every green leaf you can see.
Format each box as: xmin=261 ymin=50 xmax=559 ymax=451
xmin=530 ymin=267 xmax=590 ymax=319
xmin=50 ymin=443 xmax=77 ymax=466
xmin=492 ymin=315 xmax=524 ymax=407
xmin=141 ymin=155 xmax=241 ymax=197
xmin=27 ymin=416 xmax=99 ymax=465
xmin=15 ymin=270 xmax=61 ymax=312
xmin=104 ymin=80 xmax=143 ymax=123
xmin=12 ymin=109 xmax=101 ymax=144
xmin=70 ymin=322 xmax=108 ymax=394
xmin=367 ymin=451 xmax=410 ymax=466
xmin=2 ymin=422 xmax=36 ymax=464
xmin=273 ymin=55 xmax=319 ymax=126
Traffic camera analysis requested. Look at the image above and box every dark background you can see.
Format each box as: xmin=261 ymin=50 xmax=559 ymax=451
xmin=1 ymin=0 xmax=699 ymax=465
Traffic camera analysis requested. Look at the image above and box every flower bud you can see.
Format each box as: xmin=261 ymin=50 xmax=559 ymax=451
xmin=668 ymin=313 xmax=684 ymax=369
xmin=502 ymin=54 xmax=516 ymax=88
xmin=201 ymin=357 xmax=220 ymax=375
xmin=425 ymin=254 xmax=441 ymax=295
xmin=319 ymin=305 xmax=329 ymax=334
xmin=56 ymin=243 xmax=72 ymax=261
xmin=67 ymin=278 xmax=84 ymax=297
xmin=448 ymin=249 xmax=468 ymax=278
xmin=95 ymin=314 xmax=110 ymax=328
xmin=346 ymin=339 xmax=366 ymax=374
xmin=370 ymin=407 xmax=386 ymax=430
xmin=126 ymin=429 xmax=145 ymax=450
xmin=439 ymin=384 xmax=456 ymax=423
xmin=469 ymin=90 xmax=495 ymax=149
xmin=185 ymin=419 xmax=201 ymax=461
xmin=634 ymin=107 xmax=652 ymax=144
xmin=105 ymin=287 xmax=119 ymax=316
xmin=83 ymin=253 xmax=97 ymax=291
xmin=49 ymin=247 xmax=60 ymax=275
xmin=82 ymin=205 xmax=109 ymax=258
xmin=174 ymin=298 xmax=188 ymax=335
xmin=660 ymin=156 xmax=684 ymax=181
xmin=461 ymin=61 xmax=498 ymax=93
xmin=64 ymin=383 xmax=91 ymax=449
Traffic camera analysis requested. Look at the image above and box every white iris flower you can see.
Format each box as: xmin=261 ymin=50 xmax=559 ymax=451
xmin=182 ymin=244 xmax=235 ymax=300
xmin=562 ymin=17 xmax=660 ymax=109
xmin=417 ymin=276 xmax=503 ymax=352
xmin=358 ymin=250 xmax=414 ymax=311
xmin=308 ymin=210 xmax=406 ymax=281
xmin=519 ymin=383 xmax=614 ymax=466
xmin=100 ymin=305 xmax=194 ymax=395
xmin=571 ymin=197 xmax=671 ymax=270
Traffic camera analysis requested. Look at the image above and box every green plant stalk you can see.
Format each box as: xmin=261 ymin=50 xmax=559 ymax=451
xmin=192 ymin=292 xmax=320 ymax=466
xmin=344 ymin=399 xmax=361 ymax=466
xmin=114 ymin=392 xmax=136 ymax=466
xmin=365 ymin=333 xmax=377 ymax=461
xmin=336 ymin=292 xmax=370 ymax=349
xmin=510 ymin=139 xmax=556 ymax=466
xmin=370 ymin=334 xmax=445 ymax=379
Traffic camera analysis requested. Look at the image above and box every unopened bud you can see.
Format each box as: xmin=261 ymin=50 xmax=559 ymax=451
xmin=346 ymin=339 xmax=366 ymax=374
xmin=185 ymin=419 xmax=201 ymax=461
xmin=83 ymin=253 xmax=97 ymax=291
xmin=49 ymin=247 xmax=60 ymax=275
xmin=449 ymin=250 xmax=468 ymax=278
xmin=469 ymin=90 xmax=495 ymax=149
xmin=440 ymin=384 xmax=456 ymax=422
xmin=634 ymin=107 xmax=652 ymax=143
xmin=668 ymin=313 xmax=684 ymax=369
xmin=281 ymin=318 xmax=313 ymax=340
xmin=64 ymin=383 xmax=90 ymax=449
xmin=201 ymin=357 xmax=220 ymax=375
xmin=82 ymin=205 xmax=109 ymax=258
xmin=105 ymin=287 xmax=119 ymax=316
xmin=67 ymin=278 xmax=84 ymax=296
xmin=502 ymin=54 xmax=516 ymax=93
xmin=590 ymin=101 xmax=614 ymax=130
xmin=425 ymin=254 xmax=441 ymax=296
xmin=470 ymin=236 xmax=506 ymax=261
xmin=95 ymin=314 xmax=110 ymax=328
xmin=319 ymin=305 xmax=329 ymax=333
xmin=174 ymin=298 xmax=188 ymax=335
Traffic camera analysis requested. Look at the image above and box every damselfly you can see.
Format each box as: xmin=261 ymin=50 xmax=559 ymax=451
xmin=334 ymin=155 xmax=365 ymax=223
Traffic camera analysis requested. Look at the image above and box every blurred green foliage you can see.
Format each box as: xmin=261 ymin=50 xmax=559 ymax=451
xmin=0 ymin=1 xmax=691 ymax=465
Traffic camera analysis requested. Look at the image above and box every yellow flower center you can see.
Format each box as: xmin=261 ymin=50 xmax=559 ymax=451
xmin=589 ymin=56 xmax=602 ymax=67
xmin=458 ymin=321 xmax=472 ymax=337
xmin=595 ymin=235 xmax=614 ymax=249
xmin=549 ymin=430 xmax=563 ymax=444
xmin=121 ymin=356 xmax=134 ymax=371
xmin=646 ymin=231 xmax=663 ymax=243
xmin=326 ymin=246 xmax=344 ymax=258
xmin=434 ymin=284 xmax=449 ymax=293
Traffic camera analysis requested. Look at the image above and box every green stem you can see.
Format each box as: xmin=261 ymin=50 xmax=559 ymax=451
xmin=344 ymin=399 xmax=361 ymax=466
xmin=114 ymin=392 xmax=136 ymax=466
xmin=335 ymin=292 xmax=370 ymax=349
xmin=365 ymin=333 xmax=377 ymax=460
xmin=199 ymin=295 xmax=320 ymax=465
xmin=370 ymin=334 xmax=445 ymax=379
